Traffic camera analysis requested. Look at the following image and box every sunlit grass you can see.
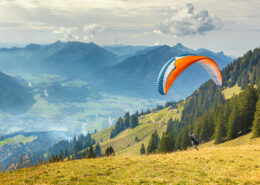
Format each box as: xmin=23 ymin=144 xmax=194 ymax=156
xmin=97 ymin=104 xmax=184 ymax=156
xmin=222 ymin=84 xmax=242 ymax=99
xmin=100 ymin=122 xmax=166 ymax=156
xmin=1 ymin=133 xmax=259 ymax=184
xmin=0 ymin=135 xmax=37 ymax=147
xmin=92 ymin=127 xmax=114 ymax=143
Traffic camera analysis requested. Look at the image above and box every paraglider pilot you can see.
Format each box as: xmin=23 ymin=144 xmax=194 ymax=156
xmin=188 ymin=134 xmax=199 ymax=151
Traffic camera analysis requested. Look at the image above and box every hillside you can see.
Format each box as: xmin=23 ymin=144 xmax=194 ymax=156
xmin=0 ymin=71 xmax=35 ymax=114
xmin=0 ymin=131 xmax=67 ymax=171
xmin=1 ymin=133 xmax=259 ymax=184
xmin=90 ymin=47 xmax=260 ymax=157
xmin=93 ymin=103 xmax=184 ymax=155
xmin=90 ymin=83 xmax=245 ymax=156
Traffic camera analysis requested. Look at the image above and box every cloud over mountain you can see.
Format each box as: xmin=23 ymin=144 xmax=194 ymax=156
xmin=51 ymin=24 xmax=105 ymax=41
xmin=154 ymin=4 xmax=222 ymax=37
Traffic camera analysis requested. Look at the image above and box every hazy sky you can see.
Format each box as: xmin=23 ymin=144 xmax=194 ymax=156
xmin=0 ymin=0 xmax=259 ymax=56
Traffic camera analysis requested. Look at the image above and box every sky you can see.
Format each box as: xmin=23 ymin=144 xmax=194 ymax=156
xmin=0 ymin=0 xmax=259 ymax=56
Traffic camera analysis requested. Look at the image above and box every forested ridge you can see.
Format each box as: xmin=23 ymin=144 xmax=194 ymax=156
xmin=144 ymin=47 xmax=260 ymax=154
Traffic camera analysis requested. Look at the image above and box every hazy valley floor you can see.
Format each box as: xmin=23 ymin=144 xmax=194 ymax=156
xmin=0 ymin=134 xmax=259 ymax=185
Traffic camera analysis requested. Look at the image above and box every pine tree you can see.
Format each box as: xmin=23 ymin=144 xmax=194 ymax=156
xmin=95 ymin=143 xmax=101 ymax=156
xmin=239 ymin=85 xmax=258 ymax=133
xmin=147 ymin=131 xmax=160 ymax=154
xmin=105 ymin=147 xmax=110 ymax=156
xmin=214 ymin=110 xmax=226 ymax=144
xmin=109 ymin=146 xmax=115 ymax=156
xmin=252 ymin=96 xmax=260 ymax=137
xmin=64 ymin=148 xmax=68 ymax=157
xmin=105 ymin=146 xmax=115 ymax=156
xmin=180 ymin=126 xmax=190 ymax=150
xmin=88 ymin=145 xmax=96 ymax=158
xmin=198 ymin=114 xmax=214 ymax=142
xmin=110 ymin=128 xmax=116 ymax=139
xmin=82 ymin=150 xmax=86 ymax=158
xmin=59 ymin=149 xmax=64 ymax=160
xmin=130 ymin=114 xmax=139 ymax=128
xmin=166 ymin=118 xmax=174 ymax=134
xmin=140 ymin=144 xmax=146 ymax=155
xmin=73 ymin=140 xmax=82 ymax=154
xmin=124 ymin=112 xmax=130 ymax=128
xmin=158 ymin=132 xmax=170 ymax=153
xmin=227 ymin=104 xmax=240 ymax=140
xmin=175 ymin=132 xmax=182 ymax=150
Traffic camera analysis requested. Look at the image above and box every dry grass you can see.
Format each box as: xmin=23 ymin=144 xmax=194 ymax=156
xmin=92 ymin=126 xmax=114 ymax=143
xmin=99 ymin=122 xmax=166 ymax=155
xmin=222 ymin=84 xmax=242 ymax=99
xmin=95 ymin=104 xmax=184 ymax=156
xmin=1 ymin=133 xmax=259 ymax=185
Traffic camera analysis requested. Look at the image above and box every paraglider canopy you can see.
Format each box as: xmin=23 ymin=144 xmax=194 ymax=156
xmin=157 ymin=54 xmax=222 ymax=95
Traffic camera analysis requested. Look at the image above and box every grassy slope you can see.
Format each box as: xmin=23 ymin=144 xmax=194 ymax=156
xmin=222 ymin=84 xmax=242 ymax=99
xmin=97 ymin=103 xmax=184 ymax=156
xmin=92 ymin=126 xmax=114 ymax=143
xmin=0 ymin=133 xmax=259 ymax=185
xmin=90 ymin=84 xmax=241 ymax=156
xmin=0 ymin=135 xmax=37 ymax=147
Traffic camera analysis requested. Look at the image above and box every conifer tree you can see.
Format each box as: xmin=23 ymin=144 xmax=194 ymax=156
xmin=175 ymin=132 xmax=182 ymax=150
xmin=124 ymin=112 xmax=130 ymax=128
xmin=147 ymin=131 xmax=160 ymax=154
xmin=130 ymin=114 xmax=138 ymax=128
xmin=95 ymin=143 xmax=101 ymax=156
xmin=252 ymin=96 xmax=260 ymax=137
xmin=59 ymin=149 xmax=64 ymax=160
xmin=214 ymin=110 xmax=226 ymax=144
xmin=227 ymin=104 xmax=240 ymax=140
xmin=109 ymin=146 xmax=115 ymax=156
xmin=140 ymin=144 xmax=146 ymax=155
xmin=88 ymin=145 xmax=96 ymax=158
xmin=166 ymin=118 xmax=174 ymax=134
xmin=158 ymin=132 xmax=171 ymax=153
xmin=180 ymin=126 xmax=190 ymax=150
xmin=110 ymin=129 xmax=116 ymax=139
xmin=198 ymin=115 xmax=214 ymax=142
xmin=105 ymin=146 xmax=115 ymax=156
xmin=64 ymin=148 xmax=68 ymax=157
xmin=239 ymin=85 xmax=258 ymax=133
xmin=82 ymin=150 xmax=86 ymax=158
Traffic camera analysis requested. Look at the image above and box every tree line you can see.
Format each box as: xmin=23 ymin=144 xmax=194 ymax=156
xmin=140 ymin=47 xmax=260 ymax=154
xmin=110 ymin=100 xmax=182 ymax=139
xmin=110 ymin=112 xmax=139 ymax=139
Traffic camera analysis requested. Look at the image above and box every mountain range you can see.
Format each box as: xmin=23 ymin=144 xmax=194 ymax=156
xmin=0 ymin=41 xmax=233 ymax=106
xmin=0 ymin=41 xmax=118 ymax=77
xmin=0 ymin=41 xmax=233 ymax=117
xmin=98 ymin=43 xmax=233 ymax=99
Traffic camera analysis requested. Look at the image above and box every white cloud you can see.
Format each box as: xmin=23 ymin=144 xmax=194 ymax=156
xmin=83 ymin=24 xmax=105 ymax=40
xmin=0 ymin=0 xmax=259 ymax=56
xmin=50 ymin=24 xmax=105 ymax=41
xmin=155 ymin=3 xmax=222 ymax=37
xmin=153 ymin=29 xmax=162 ymax=35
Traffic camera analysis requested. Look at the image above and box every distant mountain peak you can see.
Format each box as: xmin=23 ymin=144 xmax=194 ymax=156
xmin=176 ymin=43 xmax=184 ymax=47
xmin=25 ymin=43 xmax=41 ymax=50
xmin=173 ymin=43 xmax=194 ymax=53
